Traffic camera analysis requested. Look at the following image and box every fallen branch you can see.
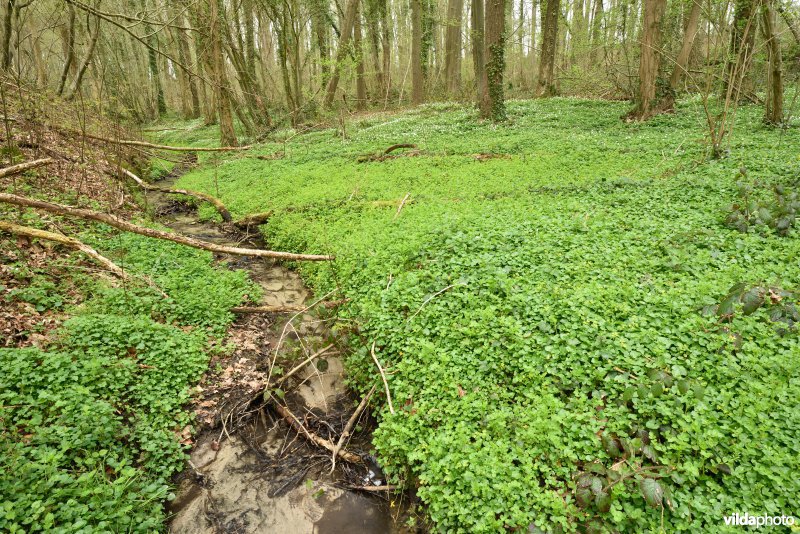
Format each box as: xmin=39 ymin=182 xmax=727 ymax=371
xmin=0 ymin=193 xmax=334 ymax=262
xmin=369 ymin=199 xmax=415 ymax=208
xmin=345 ymin=484 xmax=399 ymax=492
xmin=232 ymin=299 xmax=348 ymax=314
xmin=0 ymin=221 xmax=168 ymax=296
xmin=57 ymin=127 xmax=250 ymax=152
xmin=274 ymin=344 xmax=335 ymax=388
xmin=357 ymin=144 xmax=419 ymax=163
xmin=233 ymin=211 xmax=273 ymax=229
xmin=0 ymin=158 xmax=53 ymax=179
xmin=331 ymin=385 xmax=375 ymax=473
xmin=394 ymin=192 xmax=411 ymax=219
xmin=371 ymin=341 xmax=395 ymax=415
xmin=118 ymin=168 xmax=232 ymax=222
xmin=383 ymin=143 xmax=417 ymax=155
xmin=0 ymin=221 xmax=128 ymax=279
xmin=272 ymin=402 xmax=364 ymax=465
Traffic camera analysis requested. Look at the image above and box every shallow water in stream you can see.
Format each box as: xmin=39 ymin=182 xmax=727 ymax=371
xmin=143 ymin=175 xmax=408 ymax=533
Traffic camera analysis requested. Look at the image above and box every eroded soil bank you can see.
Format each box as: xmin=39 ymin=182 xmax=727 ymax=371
xmin=142 ymin=169 xmax=414 ymax=533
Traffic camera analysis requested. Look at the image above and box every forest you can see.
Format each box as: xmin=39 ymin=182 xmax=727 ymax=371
xmin=0 ymin=0 xmax=799 ymax=531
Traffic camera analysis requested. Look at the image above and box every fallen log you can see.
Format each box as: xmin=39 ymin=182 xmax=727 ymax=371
xmin=357 ymin=144 xmax=419 ymax=163
xmin=0 ymin=193 xmax=334 ymax=262
xmin=272 ymin=402 xmax=364 ymax=465
xmin=0 ymin=158 xmax=54 ymax=179
xmin=232 ymin=299 xmax=348 ymax=314
xmin=0 ymin=221 xmax=129 ymax=280
xmin=57 ymin=127 xmax=250 ymax=152
xmin=117 ymin=168 xmax=232 ymax=222
xmin=233 ymin=211 xmax=273 ymax=229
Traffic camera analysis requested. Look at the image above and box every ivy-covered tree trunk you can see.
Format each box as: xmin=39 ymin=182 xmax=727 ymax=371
xmin=536 ymin=0 xmax=559 ymax=96
xmin=724 ymin=0 xmax=757 ymax=102
xmin=209 ymin=0 xmax=237 ymax=146
xmin=762 ymin=0 xmax=783 ymax=125
xmin=480 ymin=0 xmax=506 ymax=121
xmin=471 ymin=0 xmax=486 ymax=107
xmin=626 ymin=0 xmax=667 ymax=120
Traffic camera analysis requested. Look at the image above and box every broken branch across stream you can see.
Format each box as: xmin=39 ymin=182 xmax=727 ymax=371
xmin=0 ymin=193 xmax=334 ymax=262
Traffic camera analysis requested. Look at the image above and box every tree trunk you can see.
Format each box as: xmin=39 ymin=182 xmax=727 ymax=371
xmin=776 ymin=2 xmax=800 ymax=45
xmin=210 ymin=0 xmax=237 ymax=146
xmin=57 ymin=5 xmax=76 ymax=95
xmin=627 ymin=0 xmax=667 ymax=119
xmin=536 ymin=0 xmax=559 ymax=96
xmin=324 ymin=0 xmax=360 ymax=107
xmin=412 ymin=0 xmax=425 ymax=104
xmin=64 ymin=14 xmax=101 ymax=101
xmin=589 ymin=0 xmax=602 ymax=62
xmin=668 ymin=0 xmax=701 ymax=92
xmin=471 ymin=0 xmax=485 ymax=104
xmin=762 ymin=0 xmax=783 ymax=125
xmin=724 ymin=0 xmax=757 ymax=101
xmin=445 ymin=0 xmax=464 ymax=94
xmin=380 ymin=0 xmax=392 ymax=100
xmin=2 ymin=0 xmax=13 ymax=70
xmin=480 ymin=0 xmax=506 ymax=120
xmin=354 ymin=2 xmax=368 ymax=109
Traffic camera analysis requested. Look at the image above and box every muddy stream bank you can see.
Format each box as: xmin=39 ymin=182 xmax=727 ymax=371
xmin=143 ymin=166 xmax=413 ymax=533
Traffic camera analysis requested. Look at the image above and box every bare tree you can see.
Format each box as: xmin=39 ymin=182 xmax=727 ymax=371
xmin=480 ymin=0 xmax=505 ymax=120
xmin=536 ymin=0 xmax=559 ymax=96
xmin=445 ymin=0 xmax=463 ymax=94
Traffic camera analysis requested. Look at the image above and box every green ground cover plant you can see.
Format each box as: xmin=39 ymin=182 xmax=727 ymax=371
xmin=0 ymin=222 xmax=255 ymax=532
xmin=159 ymin=97 xmax=800 ymax=532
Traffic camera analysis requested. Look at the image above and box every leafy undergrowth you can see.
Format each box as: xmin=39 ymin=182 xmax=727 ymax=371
xmin=1 ymin=217 xmax=255 ymax=532
xmin=164 ymin=98 xmax=800 ymax=532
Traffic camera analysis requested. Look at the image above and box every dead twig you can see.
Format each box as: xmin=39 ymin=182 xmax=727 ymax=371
xmin=330 ymin=385 xmax=376 ymax=473
xmin=394 ymin=192 xmax=411 ymax=219
xmin=371 ymin=341 xmax=395 ymax=415
xmin=274 ymin=344 xmax=335 ymax=388
xmin=271 ymin=402 xmax=364 ymax=465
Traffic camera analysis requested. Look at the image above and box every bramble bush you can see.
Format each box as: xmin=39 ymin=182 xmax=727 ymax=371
xmin=165 ymin=98 xmax=800 ymax=532
xmin=0 ymin=229 xmax=256 ymax=532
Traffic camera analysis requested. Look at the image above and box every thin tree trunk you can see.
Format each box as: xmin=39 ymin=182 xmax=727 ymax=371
xmin=210 ymin=0 xmax=237 ymax=146
xmin=412 ymin=0 xmax=425 ymax=104
xmin=380 ymin=0 xmax=391 ymax=99
xmin=472 ymin=0 xmax=485 ymax=104
xmin=668 ymin=0 xmax=701 ymax=92
xmin=724 ymin=0 xmax=757 ymax=99
xmin=762 ymin=0 xmax=783 ymax=124
xmin=445 ymin=0 xmax=464 ymax=94
xmin=65 ymin=14 xmax=101 ymax=101
xmin=776 ymin=2 xmax=800 ymax=45
xmin=2 ymin=0 xmax=13 ymax=70
xmin=480 ymin=0 xmax=506 ymax=120
xmin=57 ymin=5 xmax=76 ymax=95
xmin=589 ymin=0 xmax=602 ymax=62
xmin=536 ymin=0 xmax=559 ymax=96
xmin=354 ymin=2 xmax=367 ymax=109
xmin=324 ymin=0 xmax=360 ymax=107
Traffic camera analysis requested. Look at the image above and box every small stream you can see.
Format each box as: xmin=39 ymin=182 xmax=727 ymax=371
xmin=143 ymin=166 xmax=408 ymax=533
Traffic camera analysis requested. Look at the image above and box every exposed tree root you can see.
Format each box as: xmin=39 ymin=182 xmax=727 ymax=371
xmin=271 ymin=402 xmax=364 ymax=465
xmin=0 ymin=193 xmax=334 ymax=262
xmin=117 ymin=168 xmax=233 ymax=222
xmin=0 ymin=158 xmax=54 ymax=179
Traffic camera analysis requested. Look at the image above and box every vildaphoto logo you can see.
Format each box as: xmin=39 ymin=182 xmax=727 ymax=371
xmin=723 ymin=513 xmax=796 ymax=528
